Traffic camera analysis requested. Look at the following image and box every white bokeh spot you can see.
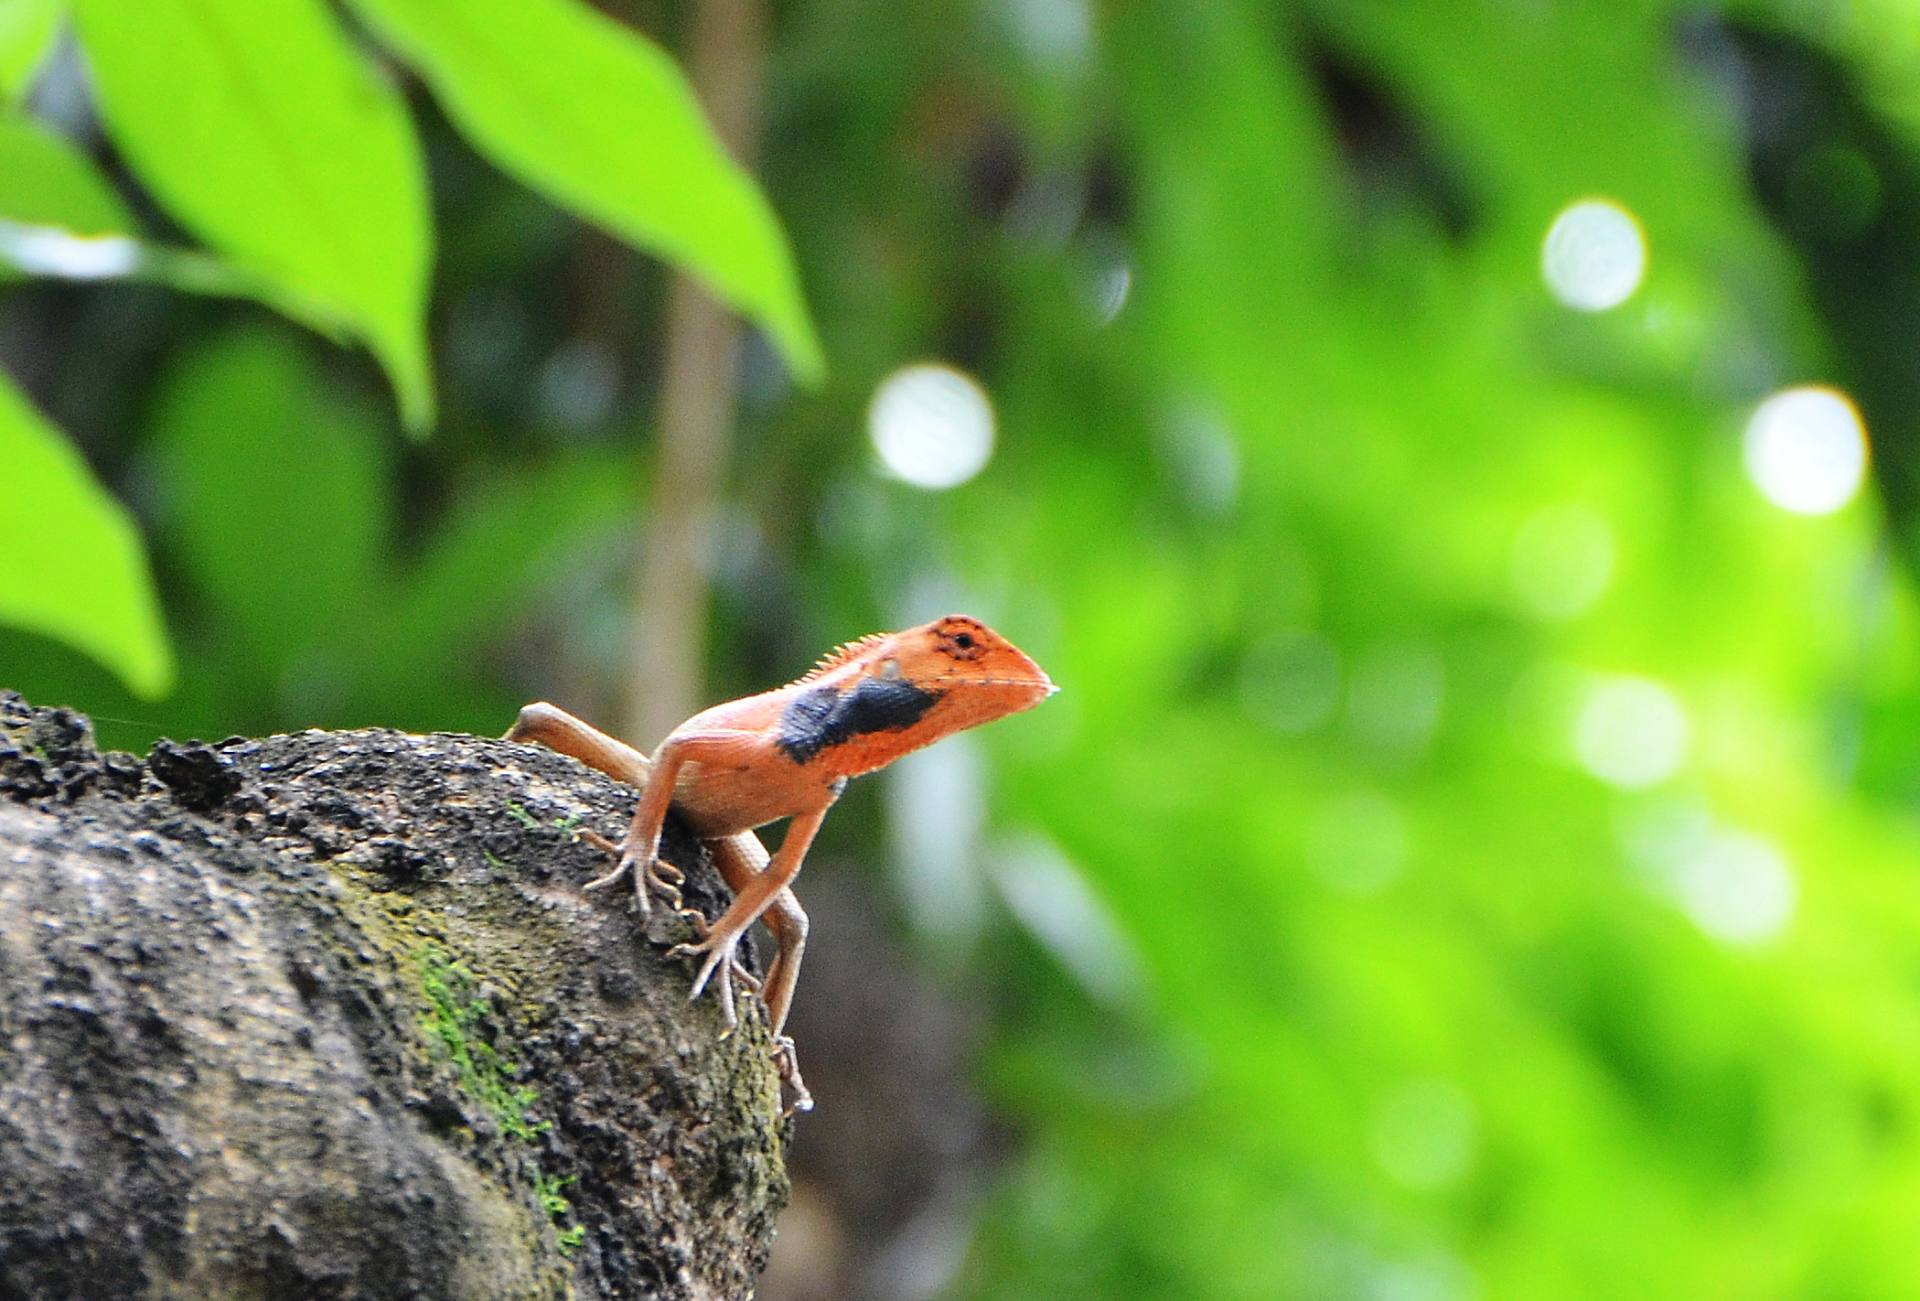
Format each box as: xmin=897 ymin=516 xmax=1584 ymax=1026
xmin=1675 ymin=830 xmax=1797 ymax=945
xmin=1574 ymin=675 xmax=1689 ymax=789
xmin=1743 ymin=386 xmax=1868 ymax=516
xmin=1510 ymin=503 xmax=1616 ymax=621
xmin=0 ymin=223 xmax=140 ymax=280
xmin=1619 ymin=804 xmax=1799 ymax=947
xmin=1542 ymin=198 xmax=1647 ymax=312
xmin=869 ymin=363 xmax=997 ymax=490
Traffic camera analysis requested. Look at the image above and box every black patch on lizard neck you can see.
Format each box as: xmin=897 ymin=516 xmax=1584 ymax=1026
xmin=777 ymin=677 xmax=941 ymax=765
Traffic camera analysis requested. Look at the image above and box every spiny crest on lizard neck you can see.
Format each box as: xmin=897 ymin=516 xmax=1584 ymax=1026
xmin=792 ymin=632 xmax=890 ymax=685
xmin=787 ymin=617 xmax=1057 ymax=697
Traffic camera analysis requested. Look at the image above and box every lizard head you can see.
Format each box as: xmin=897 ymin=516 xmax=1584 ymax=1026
xmin=868 ymin=615 xmax=1056 ymax=715
xmin=778 ymin=615 xmax=1056 ymax=773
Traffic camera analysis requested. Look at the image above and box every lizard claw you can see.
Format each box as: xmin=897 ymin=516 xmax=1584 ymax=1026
xmin=577 ymin=830 xmax=644 ymax=913
xmin=648 ymin=858 xmax=688 ymax=911
xmin=668 ymin=931 xmax=745 ymax=1032
xmin=579 ymin=830 xmax=695 ymax=922
xmin=773 ymin=1036 xmax=813 ymax=1116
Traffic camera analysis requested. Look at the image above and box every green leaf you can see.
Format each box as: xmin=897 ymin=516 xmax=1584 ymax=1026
xmin=0 ymin=113 xmax=162 ymax=291
xmin=379 ymin=451 xmax=629 ymax=671
xmin=360 ymin=449 xmax=630 ymax=732
xmin=146 ymin=328 xmax=390 ymax=677
xmin=346 ymin=0 xmax=824 ymax=386
xmin=0 ymin=0 xmax=62 ymax=102
xmin=0 ymin=114 xmax=355 ymax=320
xmin=0 ymin=111 xmax=133 ymax=235
xmin=71 ymin=0 xmax=435 ymax=429
xmin=0 ymin=367 xmax=172 ymax=697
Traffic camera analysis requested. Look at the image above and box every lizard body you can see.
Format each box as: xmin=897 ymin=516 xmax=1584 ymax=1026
xmin=506 ymin=614 xmax=1054 ymax=1110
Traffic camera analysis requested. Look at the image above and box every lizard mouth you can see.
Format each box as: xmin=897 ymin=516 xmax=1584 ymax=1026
xmin=962 ymin=673 xmax=1059 ymax=698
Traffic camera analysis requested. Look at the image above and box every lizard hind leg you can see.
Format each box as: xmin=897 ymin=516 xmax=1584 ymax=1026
xmin=709 ymin=833 xmax=813 ymax=1112
xmin=505 ymin=702 xmax=651 ymax=785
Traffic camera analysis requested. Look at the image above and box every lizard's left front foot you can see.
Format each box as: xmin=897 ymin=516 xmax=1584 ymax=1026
xmin=581 ymin=830 xmax=760 ymax=1025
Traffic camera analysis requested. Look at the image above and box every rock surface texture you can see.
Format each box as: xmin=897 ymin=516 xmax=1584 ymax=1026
xmin=0 ymin=691 xmax=790 ymax=1300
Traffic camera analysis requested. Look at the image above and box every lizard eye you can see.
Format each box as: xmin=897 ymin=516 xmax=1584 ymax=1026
xmin=878 ymin=657 xmax=902 ymax=679
xmin=953 ymin=632 xmax=975 ymax=651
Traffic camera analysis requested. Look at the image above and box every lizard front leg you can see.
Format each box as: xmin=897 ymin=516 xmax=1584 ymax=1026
xmin=607 ymin=728 xmax=766 ymax=908
xmin=597 ymin=727 xmax=775 ymax=1030
xmin=708 ymin=834 xmax=808 ymax=1038
xmin=509 ymin=706 xmax=809 ymax=1101
xmin=671 ymin=803 xmax=829 ymax=1024
xmin=711 ymin=834 xmax=811 ymax=1111
xmin=504 ymin=703 xmax=689 ymax=914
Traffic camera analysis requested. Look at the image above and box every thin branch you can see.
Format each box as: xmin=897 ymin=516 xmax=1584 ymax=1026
xmin=625 ymin=0 xmax=765 ymax=746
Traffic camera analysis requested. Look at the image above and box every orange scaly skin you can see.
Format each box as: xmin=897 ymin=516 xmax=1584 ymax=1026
xmin=506 ymin=615 xmax=1054 ymax=1111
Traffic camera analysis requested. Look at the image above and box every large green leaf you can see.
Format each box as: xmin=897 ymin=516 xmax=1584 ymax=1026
xmin=146 ymin=329 xmax=389 ymax=679
xmin=0 ymin=111 xmax=134 ymax=246
xmin=346 ymin=0 xmax=825 ymax=385
xmin=0 ymin=113 xmax=351 ymax=320
xmin=71 ymin=0 xmax=435 ymax=428
xmin=0 ymin=0 xmax=62 ymax=102
xmin=0 ymin=369 xmax=171 ymax=697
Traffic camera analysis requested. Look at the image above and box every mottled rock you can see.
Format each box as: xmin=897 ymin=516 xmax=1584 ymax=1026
xmin=0 ymin=691 xmax=789 ymax=1300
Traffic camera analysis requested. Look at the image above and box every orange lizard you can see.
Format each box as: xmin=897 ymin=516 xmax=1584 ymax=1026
xmin=505 ymin=614 xmax=1054 ymax=1110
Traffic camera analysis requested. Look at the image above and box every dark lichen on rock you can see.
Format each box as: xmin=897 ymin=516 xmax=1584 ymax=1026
xmin=0 ymin=690 xmax=791 ymax=1300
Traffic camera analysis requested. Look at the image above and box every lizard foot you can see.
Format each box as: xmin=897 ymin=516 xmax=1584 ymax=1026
xmin=578 ymin=830 xmax=700 ymax=923
xmin=663 ymin=906 xmax=761 ymax=997
xmin=582 ymin=833 xmax=765 ymax=1037
xmin=583 ymin=831 xmax=758 ymax=992
xmin=670 ymin=934 xmax=804 ymax=1110
xmin=576 ymin=829 xmax=638 ymax=902
xmin=773 ymin=1036 xmax=814 ymax=1116
xmin=667 ymin=928 xmax=749 ymax=1032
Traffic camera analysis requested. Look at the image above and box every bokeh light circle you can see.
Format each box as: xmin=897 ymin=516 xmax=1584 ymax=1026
xmin=868 ymin=363 xmax=996 ymax=490
xmin=1372 ymin=1079 xmax=1477 ymax=1190
xmin=1742 ymin=385 xmax=1868 ymax=516
xmin=1574 ymin=675 xmax=1689 ymax=789
xmin=1677 ymin=831 xmax=1797 ymax=945
xmin=1541 ymin=198 xmax=1647 ymax=311
xmin=1510 ymin=503 xmax=1617 ymax=621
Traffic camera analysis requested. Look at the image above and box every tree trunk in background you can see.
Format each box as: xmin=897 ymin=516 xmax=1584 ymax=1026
xmin=628 ymin=0 xmax=767 ymax=747
xmin=0 ymin=692 xmax=790 ymax=1300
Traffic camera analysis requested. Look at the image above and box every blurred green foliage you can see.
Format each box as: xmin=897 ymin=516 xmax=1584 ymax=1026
xmin=7 ymin=1 xmax=1920 ymax=1298
xmin=0 ymin=368 xmax=167 ymax=694
xmin=74 ymin=0 xmax=436 ymax=424
xmin=0 ymin=0 xmax=814 ymax=695
xmin=0 ymin=0 xmax=61 ymax=100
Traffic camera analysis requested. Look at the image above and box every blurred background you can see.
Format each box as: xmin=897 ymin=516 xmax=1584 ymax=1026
xmin=7 ymin=0 xmax=1920 ymax=1297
